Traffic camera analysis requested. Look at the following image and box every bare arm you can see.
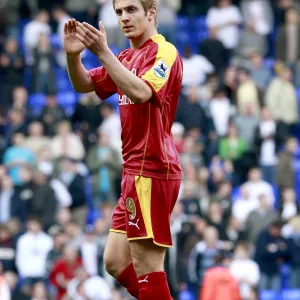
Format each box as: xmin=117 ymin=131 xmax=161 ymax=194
xmin=64 ymin=19 xmax=95 ymax=93
xmin=76 ymin=21 xmax=153 ymax=104
xmin=66 ymin=53 xmax=95 ymax=93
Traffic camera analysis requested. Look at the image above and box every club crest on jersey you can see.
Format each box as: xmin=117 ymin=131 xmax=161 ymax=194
xmin=154 ymin=60 xmax=169 ymax=79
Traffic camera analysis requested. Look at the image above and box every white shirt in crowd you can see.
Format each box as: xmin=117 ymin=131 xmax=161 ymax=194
xmin=207 ymin=5 xmax=242 ymax=49
xmin=210 ymin=97 xmax=232 ymax=136
xmin=243 ymin=180 xmax=275 ymax=206
xmin=16 ymin=231 xmax=53 ymax=278
xmin=0 ymin=190 xmax=13 ymax=224
xmin=97 ymin=0 xmax=119 ymax=28
xmin=83 ymin=276 xmax=112 ymax=300
xmin=81 ymin=241 xmax=98 ymax=276
xmin=230 ymin=259 xmax=260 ymax=299
xmin=232 ymin=196 xmax=259 ymax=223
xmin=0 ymin=276 xmax=10 ymax=300
xmin=182 ymin=55 xmax=214 ymax=86
xmin=50 ymin=179 xmax=72 ymax=208
xmin=259 ymin=121 xmax=278 ymax=166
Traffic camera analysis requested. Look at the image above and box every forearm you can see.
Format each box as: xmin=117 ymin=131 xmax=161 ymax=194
xmin=66 ymin=54 xmax=94 ymax=93
xmin=98 ymin=49 xmax=152 ymax=104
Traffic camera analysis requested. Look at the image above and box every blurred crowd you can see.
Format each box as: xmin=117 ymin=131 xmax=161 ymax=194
xmin=1 ymin=0 xmax=300 ymax=299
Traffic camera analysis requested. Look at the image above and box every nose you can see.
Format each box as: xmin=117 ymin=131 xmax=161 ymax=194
xmin=121 ymin=12 xmax=130 ymax=23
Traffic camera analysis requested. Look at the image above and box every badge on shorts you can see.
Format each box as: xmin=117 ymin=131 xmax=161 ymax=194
xmin=126 ymin=197 xmax=136 ymax=220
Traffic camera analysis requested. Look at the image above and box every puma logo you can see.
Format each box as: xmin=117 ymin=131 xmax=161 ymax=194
xmin=128 ymin=219 xmax=140 ymax=230
xmin=138 ymin=276 xmax=149 ymax=283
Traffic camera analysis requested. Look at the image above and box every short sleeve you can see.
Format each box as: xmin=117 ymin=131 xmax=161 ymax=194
xmin=140 ymin=42 xmax=182 ymax=107
xmin=89 ymin=66 xmax=117 ymax=100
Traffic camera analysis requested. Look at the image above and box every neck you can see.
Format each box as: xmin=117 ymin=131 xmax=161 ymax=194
xmin=130 ymin=27 xmax=158 ymax=49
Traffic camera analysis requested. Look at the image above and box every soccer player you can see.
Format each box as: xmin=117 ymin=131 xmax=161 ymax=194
xmin=63 ymin=0 xmax=183 ymax=299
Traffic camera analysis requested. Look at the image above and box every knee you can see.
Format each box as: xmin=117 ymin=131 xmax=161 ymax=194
xmin=103 ymin=251 xmax=119 ymax=278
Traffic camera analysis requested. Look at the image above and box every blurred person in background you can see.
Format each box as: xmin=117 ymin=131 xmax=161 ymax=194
xmin=51 ymin=121 xmax=85 ymax=161
xmin=181 ymin=45 xmax=214 ymax=87
xmin=5 ymin=109 xmax=27 ymax=144
xmin=206 ymin=0 xmax=242 ymax=63
xmin=15 ymin=218 xmax=53 ymax=293
xmin=30 ymin=282 xmax=48 ymax=300
xmin=31 ymin=33 xmax=56 ymax=94
xmin=0 ymin=262 xmax=11 ymax=300
xmin=265 ymin=65 xmax=298 ymax=134
xmin=248 ymin=51 xmax=273 ymax=91
xmin=276 ymin=7 xmax=300 ymax=65
xmin=230 ymin=242 xmax=260 ymax=300
xmin=255 ymin=220 xmax=288 ymax=290
xmin=276 ymin=137 xmax=298 ymax=191
xmin=23 ymin=121 xmax=49 ymax=157
xmin=58 ymin=158 xmax=87 ymax=227
xmin=253 ymin=107 xmax=282 ymax=184
xmin=200 ymin=251 xmax=241 ymax=300
xmin=4 ymin=271 xmax=29 ymax=300
xmin=86 ymin=131 xmax=121 ymax=208
xmin=234 ymin=103 xmax=260 ymax=151
xmin=280 ymin=188 xmax=299 ymax=221
xmin=236 ymin=67 xmax=261 ymax=116
xmin=0 ymin=37 xmax=24 ymax=108
xmin=246 ymin=194 xmax=279 ymax=244
xmin=243 ymin=168 xmax=275 ymax=207
xmin=40 ymin=95 xmax=66 ymax=137
xmin=23 ymin=10 xmax=51 ymax=66
xmin=72 ymin=92 xmax=102 ymax=150
xmin=2 ymin=131 xmax=35 ymax=187
xmin=199 ymin=27 xmax=227 ymax=74
xmin=49 ymin=245 xmax=82 ymax=300
xmin=209 ymin=87 xmax=232 ymax=137
xmin=206 ymin=201 xmax=227 ymax=236
xmin=287 ymin=216 xmax=300 ymax=288
xmin=211 ymin=181 xmax=232 ymax=220
xmin=0 ymin=224 xmax=16 ymax=273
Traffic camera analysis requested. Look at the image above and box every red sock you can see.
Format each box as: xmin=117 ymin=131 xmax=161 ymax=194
xmin=117 ymin=264 xmax=140 ymax=299
xmin=138 ymin=271 xmax=173 ymax=300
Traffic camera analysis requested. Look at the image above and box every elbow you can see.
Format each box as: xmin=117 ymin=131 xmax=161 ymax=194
xmin=131 ymin=87 xmax=153 ymax=104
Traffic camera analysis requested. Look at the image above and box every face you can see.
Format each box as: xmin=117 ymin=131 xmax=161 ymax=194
xmin=12 ymin=133 xmax=25 ymax=146
xmin=115 ymin=0 xmax=156 ymax=40
xmin=1 ymin=176 xmax=13 ymax=190
xmin=286 ymin=9 xmax=299 ymax=25
xmin=29 ymin=122 xmax=43 ymax=137
xmin=5 ymin=39 xmax=17 ymax=53
xmin=287 ymin=138 xmax=298 ymax=153
xmin=249 ymin=169 xmax=261 ymax=182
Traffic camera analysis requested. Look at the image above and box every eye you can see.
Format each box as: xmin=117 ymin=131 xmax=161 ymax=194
xmin=128 ymin=7 xmax=136 ymax=13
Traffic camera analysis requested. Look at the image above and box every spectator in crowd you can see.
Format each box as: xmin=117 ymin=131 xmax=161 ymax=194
xmin=2 ymin=131 xmax=35 ymax=187
xmin=255 ymin=220 xmax=288 ymax=290
xmin=64 ymin=0 xmax=96 ymax=23
xmin=209 ymin=87 xmax=232 ymax=137
xmin=280 ymin=188 xmax=299 ymax=221
xmin=276 ymin=7 xmax=300 ymax=64
xmin=232 ymin=186 xmax=259 ymax=225
xmin=236 ymin=67 xmax=261 ymax=116
xmin=72 ymin=92 xmax=102 ymax=150
xmin=254 ymin=107 xmax=281 ymax=184
xmin=200 ymin=251 xmax=241 ymax=300
xmin=248 ymin=51 xmax=273 ymax=91
xmin=58 ymin=158 xmax=87 ymax=227
xmin=230 ymin=242 xmax=260 ymax=300
xmin=99 ymin=103 xmax=122 ymax=157
xmin=246 ymin=194 xmax=278 ymax=244
xmin=188 ymin=226 xmax=224 ymax=288
xmin=40 ymin=95 xmax=66 ymax=136
xmin=0 ymin=37 xmax=24 ymax=107
xmin=51 ymin=120 xmax=85 ymax=161
xmin=52 ymin=6 xmax=71 ymax=68
xmin=265 ymin=65 xmax=298 ymax=133
xmin=31 ymin=33 xmax=56 ymax=94
xmin=3 ymin=270 xmax=28 ymax=300
xmin=5 ymin=109 xmax=27 ymax=144
xmin=0 ymin=263 xmax=11 ymax=300
xmin=199 ymin=27 xmax=227 ymax=74
xmin=15 ymin=218 xmax=53 ymax=291
xmin=287 ymin=216 xmax=300 ymax=288
xmin=234 ymin=103 xmax=260 ymax=150
xmin=86 ymin=131 xmax=121 ymax=208
xmin=182 ymin=45 xmax=214 ymax=87
xmin=23 ymin=121 xmax=49 ymax=157
xmin=276 ymin=137 xmax=298 ymax=191
xmin=206 ymin=0 xmax=242 ymax=62
xmin=223 ymin=66 xmax=238 ymax=103
xmin=212 ymin=181 xmax=233 ymax=219
xmin=23 ymin=10 xmax=51 ymax=66
xmin=49 ymin=245 xmax=82 ymax=300
xmin=0 ymin=224 xmax=16 ymax=272
xmin=31 ymin=282 xmax=49 ymax=300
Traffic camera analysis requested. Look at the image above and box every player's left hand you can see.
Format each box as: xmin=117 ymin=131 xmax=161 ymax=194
xmin=76 ymin=21 xmax=109 ymax=58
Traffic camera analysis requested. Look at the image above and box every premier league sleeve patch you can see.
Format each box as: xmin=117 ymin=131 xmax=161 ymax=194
xmin=154 ymin=60 xmax=170 ymax=79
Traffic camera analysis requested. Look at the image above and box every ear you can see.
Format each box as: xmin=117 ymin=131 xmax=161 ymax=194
xmin=148 ymin=7 xmax=157 ymax=22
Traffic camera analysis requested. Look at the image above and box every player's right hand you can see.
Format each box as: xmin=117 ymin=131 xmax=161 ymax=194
xmin=64 ymin=19 xmax=86 ymax=56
